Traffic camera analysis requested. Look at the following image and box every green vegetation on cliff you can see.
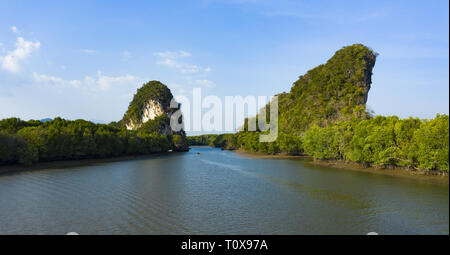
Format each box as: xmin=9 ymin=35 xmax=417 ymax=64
xmin=188 ymin=44 xmax=449 ymax=172
xmin=278 ymin=44 xmax=376 ymax=135
xmin=1 ymin=80 xmax=190 ymax=166
xmin=122 ymin=80 xmax=175 ymax=127
xmin=122 ymin=80 xmax=189 ymax=151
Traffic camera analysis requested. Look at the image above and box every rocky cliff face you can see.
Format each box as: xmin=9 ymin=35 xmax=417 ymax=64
xmin=276 ymin=44 xmax=377 ymax=135
xmin=125 ymin=99 xmax=165 ymax=130
xmin=122 ymin=81 xmax=189 ymax=151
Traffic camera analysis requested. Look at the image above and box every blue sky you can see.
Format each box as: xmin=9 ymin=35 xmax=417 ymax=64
xmin=0 ymin=0 xmax=448 ymax=124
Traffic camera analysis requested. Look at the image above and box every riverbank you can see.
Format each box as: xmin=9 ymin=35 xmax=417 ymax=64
xmin=0 ymin=153 xmax=173 ymax=176
xmin=233 ymin=149 xmax=449 ymax=185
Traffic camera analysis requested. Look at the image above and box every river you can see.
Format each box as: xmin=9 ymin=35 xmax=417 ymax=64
xmin=0 ymin=147 xmax=448 ymax=234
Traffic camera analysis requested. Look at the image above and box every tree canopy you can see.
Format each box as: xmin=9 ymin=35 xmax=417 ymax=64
xmin=122 ymin=80 xmax=175 ymax=127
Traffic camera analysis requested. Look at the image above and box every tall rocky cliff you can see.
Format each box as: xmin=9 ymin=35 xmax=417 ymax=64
xmin=276 ymin=44 xmax=377 ymax=135
xmin=122 ymin=81 xmax=189 ymax=151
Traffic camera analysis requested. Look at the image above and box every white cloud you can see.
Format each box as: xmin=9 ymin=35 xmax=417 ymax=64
xmin=166 ymin=82 xmax=191 ymax=96
xmin=156 ymin=58 xmax=201 ymax=73
xmin=157 ymin=58 xmax=179 ymax=68
xmin=154 ymin=50 xmax=211 ymax=74
xmin=180 ymin=64 xmax=201 ymax=74
xmin=94 ymin=72 xmax=140 ymax=90
xmin=60 ymin=65 xmax=66 ymax=70
xmin=153 ymin=50 xmax=191 ymax=59
xmin=156 ymin=58 xmax=182 ymax=69
xmin=0 ymin=37 xmax=40 ymax=72
xmin=33 ymin=72 xmax=81 ymax=88
xmin=178 ymin=50 xmax=191 ymax=58
xmin=32 ymin=71 xmax=142 ymax=91
xmin=195 ymin=79 xmax=215 ymax=88
xmin=10 ymin=26 xmax=20 ymax=34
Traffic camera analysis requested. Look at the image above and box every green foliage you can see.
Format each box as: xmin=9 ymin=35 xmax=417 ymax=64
xmin=212 ymin=134 xmax=235 ymax=149
xmin=226 ymin=44 xmax=448 ymax=171
xmin=0 ymin=81 xmax=189 ymax=166
xmin=188 ymin=114 xmax=449 ymax=171
xmin=190 ymin=114 xmax=449 ymax=171
xmin=187 ymin=134 xmax=219 ymax=146
xmin=0 ymin=132 xmax=38 ymax=165
xmin=122 ymin=80 xmax=175 ymax=126
xmin=137 ymin=115 xmax=170 ymax=136
xmin=276 ymin=44 xmax=377 ymax=135
xmin=302 ymin=115 xmax=449 ymax=171
xmin=411 ymin=114 xmax=449 ymax=171
xmin=0 ymin=118 xmax=41 ymax=134
xmin=189 ymin=131 xmax=303 ymax=155
xmin=120 ymin=80 xmax=189 ymax=151
xmin=181 ymin=44 xmax=449 ymax=172
xmin=0 ymin=117 xmax=172 ymax=165
xmin=304 ymin=125 xmax=341 ymax=159
xmin=187 ymin=134 xmax=237 ymax=149
xmin=276 ymin=133 xmax=303 ymax=154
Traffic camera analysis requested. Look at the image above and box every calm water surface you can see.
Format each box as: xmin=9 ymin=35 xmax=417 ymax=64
xmin=0 ymin=147 xmax=448 ymax=234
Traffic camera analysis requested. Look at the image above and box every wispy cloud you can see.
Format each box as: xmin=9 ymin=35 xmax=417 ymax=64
xmin=195 ymin=79 xmax=215 ymax=88
xmin=153 ymin=50 xmax=191 ymax=59
xmin=33 ymin=72 xmax=81 ymax=88
xmin=167 ymin=82 xmax=193 ymax=96
xmin=32 ymin=71 xmax=142 ymax=91
xmin=157 ymin=58 xmax=201 ymax=73
xmin=154 ymin=50 xmax=211 ymax=74
xmin=92 ymin=72 xmax=141 ymax=90
xmin=0 ymin=37 xmax=40 ymax=72
xmin=10 ymin=26 xmax=21 ymax=34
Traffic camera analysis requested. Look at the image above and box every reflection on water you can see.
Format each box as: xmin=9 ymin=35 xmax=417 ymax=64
xmin=0 ymin=147 xmax=448 ymax=234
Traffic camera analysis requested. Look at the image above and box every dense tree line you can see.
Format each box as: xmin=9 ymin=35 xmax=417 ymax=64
xmin=188 ymin=132 xmax=303 ymax=154
xmin=302 ymin=115 xmax=448 ymax=171
xmin=0 ymin=117 xmax=173 ymax=165
xmin=187 ymin=134 xmax=219 ymax=146
xmin=189 ymin=114 xmax=449 ymax=172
